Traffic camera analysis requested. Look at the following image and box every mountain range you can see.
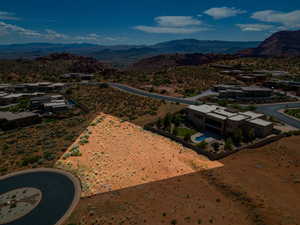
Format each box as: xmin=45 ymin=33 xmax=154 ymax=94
xmin=0 ymin=39 xmax=260 ymax=66
xmin=239 ymin=30 xmax=300 ymax=56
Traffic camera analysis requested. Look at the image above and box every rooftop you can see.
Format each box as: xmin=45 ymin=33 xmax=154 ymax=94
xmin=2 ymin=93 xmax=26 ymax=98
xmin=31 ymin=96 xmax=51 ymax=101
xmin=214 ymin=109 xmax=237 ymax=118
xmin=240 ymin=111 xmax=264 ymax=119
xmin=188 ymin=104 xmax=273 ymax=128
xmin=241 ymin=86 xmax=272 ymax=92
xmin=248 ymin=118 xmax=272 ymax=127
xmin=207 ymin=112 xmax=227 ymax=121
xmin=0 ymin=111 xmax=38 ymax=121
xmin=44 ymin=102 xmax=67 ymax=107
xmin=228 ymin=114 xmax=249 ymax=122
xmin=188 ymin=104 xmax=221 ymax=114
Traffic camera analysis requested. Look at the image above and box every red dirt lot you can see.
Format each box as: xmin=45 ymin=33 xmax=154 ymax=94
xmin=65 ymin=135 xmax=300 ymax=225
xmin=56 ymin=113 xmax=222 ymax=197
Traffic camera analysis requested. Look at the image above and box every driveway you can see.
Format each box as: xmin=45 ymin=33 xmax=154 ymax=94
xmin=185 ymin=89 xmax=219 ymax=101
xmin=108 ymin=82 xmax=200 ymax=105
xmin=256 ymin=102 xmax=300 ymax=129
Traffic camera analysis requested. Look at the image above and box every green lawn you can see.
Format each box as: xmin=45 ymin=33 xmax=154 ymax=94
xmin=176 ymin=127 xmax=198 ymax=137
xmin=285 ymin=108 xmax=300 ymax=119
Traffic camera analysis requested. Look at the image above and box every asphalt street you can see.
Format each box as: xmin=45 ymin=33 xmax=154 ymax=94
xmin=85 ymin=82 xmax=300 ymax=129
xmin=256 ymin=102 xmax=300 ymax=129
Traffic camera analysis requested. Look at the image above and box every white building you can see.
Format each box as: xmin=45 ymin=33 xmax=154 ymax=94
xmin=187 ymin=104 xmax=273 ymax=138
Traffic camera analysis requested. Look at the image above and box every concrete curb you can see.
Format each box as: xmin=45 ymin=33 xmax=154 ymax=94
xmin=0 ymin=168 xmax=81 ymax=225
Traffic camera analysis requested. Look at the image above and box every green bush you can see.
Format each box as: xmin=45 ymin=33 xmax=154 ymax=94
xmin=212 ymin=142 xmax=220 ymax=152
xmin=69 ymin=146 xmax=81 ymax=157
xmin=21 ymin=155 xmax=42 ymax=166
xmin=225 ymin=138 xmax=233 ymax=151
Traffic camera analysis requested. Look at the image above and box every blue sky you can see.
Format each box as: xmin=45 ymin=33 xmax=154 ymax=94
xmin=0 ymin=0 xmax=300 ymax=45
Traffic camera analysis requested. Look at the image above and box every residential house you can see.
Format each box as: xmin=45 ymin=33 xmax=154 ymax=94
xmin=187 ymin=104 xmax=273 ymax=138
xmin=0 ymin=111 xmax=40 ymax=130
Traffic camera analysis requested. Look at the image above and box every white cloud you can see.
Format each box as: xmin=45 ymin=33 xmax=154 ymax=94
xmin=0 ymin=11 xmax=20 ymax=20
xmin=45 ymin=29 xmax=68 ymax=39
xmin=251 ymin=10 xmax=300 ymax=28
xmin=0 ymin=21 xmax=41 ymax=37
xmin=134 ymin=16 xmax=208 ymax=34
xmin=154 ymin=16 xmax=202 ymax=27
xmin=236 ymin=24 xmax=275 ymax=31
xmin=0 ymin=21 xmax=123 ymax=44
xmin=75 ymin=33 xmax=124 ymax=43
xmin=134 ymin=25 xmax=204 ymax=34
xmin=204 ymin=7 xmax=246 ymax=19
xmin=75 ymin=33 xmax=101 ymax=41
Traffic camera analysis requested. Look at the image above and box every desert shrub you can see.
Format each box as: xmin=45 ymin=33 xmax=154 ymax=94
xmin=212 ymin=142 xmax=220 ymax=152
xmin=225 ymin=138 xmax=233 ymax=151
xmin=171 ymin=219 xmax=177 ymax=225
xmin=21 ymin=155 xmax=42 ymax=166
xmin=2 ymin=144 xmax=9 ymax=151
xmin=70 ymin=145 xmax=81 ymax=157
xmin=233 ymin=129 xmax=243 ymax=146
xmin=172 ymin=127 xmax=179 ymax=136
xmin=43 ymin=151 xmax=56 ymax=161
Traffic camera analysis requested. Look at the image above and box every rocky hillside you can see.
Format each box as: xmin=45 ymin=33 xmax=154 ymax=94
xmin=129 ymin=53 xmax=236 ymax=71
xmin=239 ymin=30 xmax=300 ymax=56
xmin=0 ymin=53 xmax=111 ymax=83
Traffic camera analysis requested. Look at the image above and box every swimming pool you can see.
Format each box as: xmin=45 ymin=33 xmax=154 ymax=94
xmin=195 ymin=135 xmax=208 ymax=142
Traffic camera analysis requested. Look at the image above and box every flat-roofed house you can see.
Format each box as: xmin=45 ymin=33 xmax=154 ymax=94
xmin=30 ymin=96 xmax=52 ymax=109
xmin=14 ymin=84 xmax=28 ymax=92
xmin=187 ymin=104 xmax=273 ymax=138
xmin=0 ymin=93 xmax=26 ymax=105
xmin=0 ymin=111 xmax=40 ymax=130
xmin=49 ymin=83 xmax=67 ymax=91
xmin=246 ymin=119 xmax=273 ymax=137
xmin=241 ymin=86 xmax=273 ymax=98
xmin=216 ymin=85 xmax=273 ymax=100
xmin=187 ymin=105 xmax=229 ymax=134
xmin=26 ymin=83 xmax=40 ymax=92
xmin=61 ymin=73 xmax=94 ymax=80
xmin=219 ymin=90 xmax=245 ymax=99
xmin=0 ymin=84 xmax=12 ymax=92
xmin=43 ymin=101 xmax=70 ymax=112
xmin=238 ymin=75 xmax=257 ymax=84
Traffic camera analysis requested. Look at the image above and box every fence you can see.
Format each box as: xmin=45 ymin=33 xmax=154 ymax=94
xmin=144 ymin=126 xmax=285 ymax=161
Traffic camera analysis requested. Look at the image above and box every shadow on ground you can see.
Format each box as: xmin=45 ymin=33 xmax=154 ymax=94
xmin=65 ymin=136 xmax=300 ymax=225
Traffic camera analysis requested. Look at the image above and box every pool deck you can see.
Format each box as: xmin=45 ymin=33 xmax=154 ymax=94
xmin=191 ymin=132 xmax=216 ymax=144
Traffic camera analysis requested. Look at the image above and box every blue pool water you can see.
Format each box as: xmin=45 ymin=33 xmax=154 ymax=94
xmin=195 ymin=135 xmax=208 ymax=142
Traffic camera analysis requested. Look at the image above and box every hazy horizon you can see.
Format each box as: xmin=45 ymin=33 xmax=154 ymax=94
xmin=0 ymin=0 xmax=300 ymax=45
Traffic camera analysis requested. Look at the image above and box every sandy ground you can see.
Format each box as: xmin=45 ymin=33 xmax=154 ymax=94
xmin=56 ymin=113 xmax=222 ymax=197
xmin=64 ymin=135 xmax=300 ymax=225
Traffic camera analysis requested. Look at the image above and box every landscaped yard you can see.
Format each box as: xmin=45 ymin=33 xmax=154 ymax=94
xmin=176 ymin=127 xmax=198 ymax=137
xmin=285 ymin=108 xmax=300 ymax=119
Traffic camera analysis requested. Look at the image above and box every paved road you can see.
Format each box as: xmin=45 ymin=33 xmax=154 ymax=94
xmin=256 ymin=102 xmax=300 ymax=129
xmin=185 ymin=89 xmax=219 ymax=101
xmin=108 ymin=82 xmax=201 ymax=105
xmin=0 ymin=169 xmax=80 ymax=225
xmin=83 ymin=82 xmax=300 ymax=128
xmin=110 ymin=82 xmax=300 ymax=128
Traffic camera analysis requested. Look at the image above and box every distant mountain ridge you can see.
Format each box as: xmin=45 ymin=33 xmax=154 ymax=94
xmin=239 ymin=30 xmax=300 ymax=56
xmin=0 ymin=39 xmax=260 ymax=65
xmin=129 ymin=53 xmax=237 ymax=72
